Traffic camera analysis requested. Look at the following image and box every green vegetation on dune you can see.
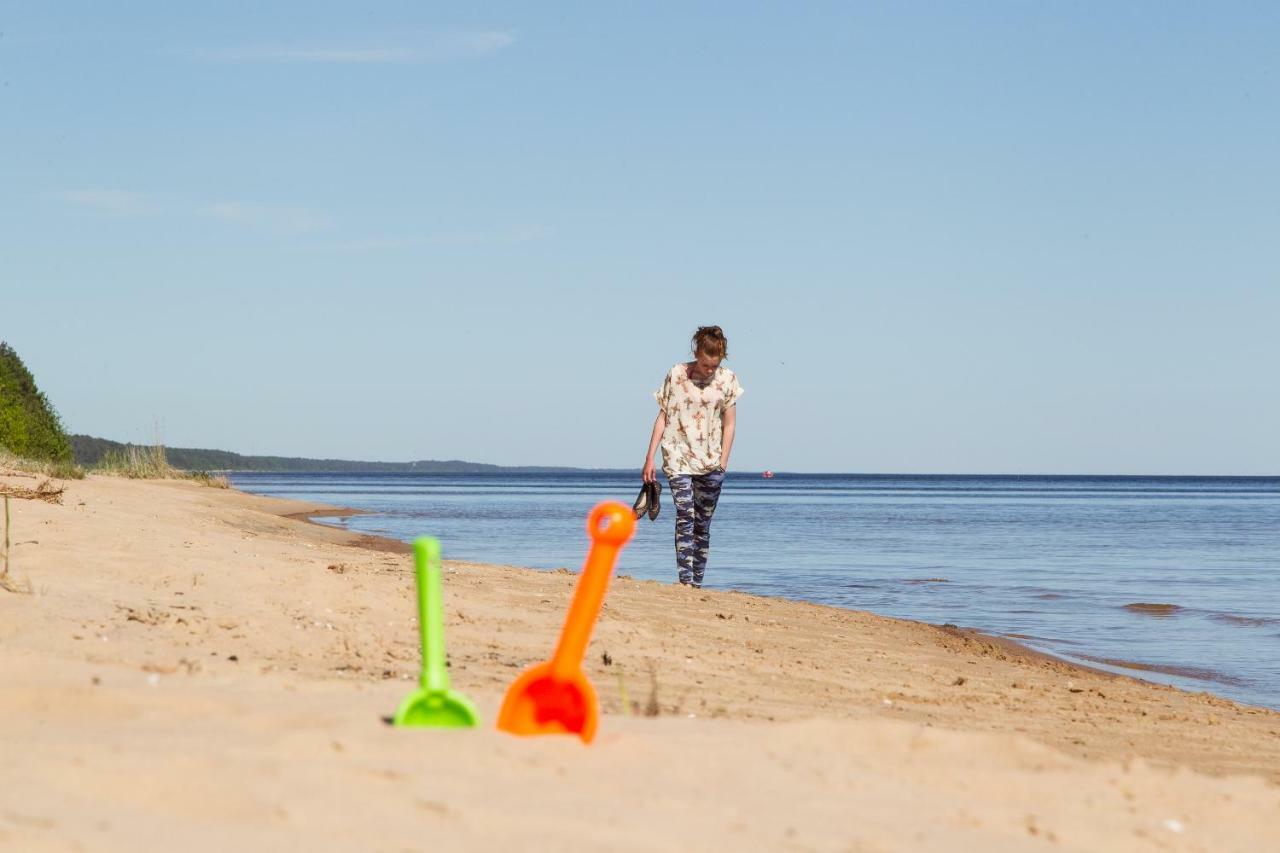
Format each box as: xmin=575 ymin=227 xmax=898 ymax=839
xmin=0 ymin=342 xmax=75 ymax=467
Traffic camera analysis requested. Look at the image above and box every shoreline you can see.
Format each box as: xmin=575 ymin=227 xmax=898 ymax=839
xmin=3 ymin=472 xmax=1278 ymax=849
xmin=227 ymin=482 xmax=1280 ymax=771
xmin=283 ymin=506 xmax=413 ymax=555
xmin=294 ymin=499 xmax=1263 ymax=711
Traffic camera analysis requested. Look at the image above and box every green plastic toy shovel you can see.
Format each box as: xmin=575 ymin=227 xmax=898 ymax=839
xmin=392 ymin=537 xmax=479 ymax=728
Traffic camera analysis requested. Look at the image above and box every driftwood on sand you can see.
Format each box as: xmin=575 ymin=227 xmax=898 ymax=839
xmin=0 ymin=479 xmax=65 ymax=504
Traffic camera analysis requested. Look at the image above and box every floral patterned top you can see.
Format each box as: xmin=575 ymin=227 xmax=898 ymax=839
xmin=653 ymin=363 xmax=744 ymax=477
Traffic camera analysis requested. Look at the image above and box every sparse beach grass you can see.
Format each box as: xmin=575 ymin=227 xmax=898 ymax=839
xmin=95 ymin=444 xmax=178 ymax=478
xmin=188 ymin=470 xmax=231 ymax=488
xmin=93 ymin=444 xmax=230 ymax=487
xmin=0 ymin=449 xmax=84 ymax=480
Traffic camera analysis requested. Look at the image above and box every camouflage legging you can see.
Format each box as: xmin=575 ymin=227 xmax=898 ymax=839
xmin=668 ymin=470 xmax=726 ymax=587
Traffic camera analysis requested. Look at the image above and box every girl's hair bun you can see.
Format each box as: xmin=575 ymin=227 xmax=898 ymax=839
xmin=692 ymin=326 xmax=727 ymax=358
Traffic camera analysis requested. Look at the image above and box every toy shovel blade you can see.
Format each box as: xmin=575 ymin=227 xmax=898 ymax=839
xmin=393 ymin=537 xmax=479 ymax=728
xmin=394 ymin=688 xmax=478 ymax=728
xmin=497 ymin=502 xmax=635 ymax=743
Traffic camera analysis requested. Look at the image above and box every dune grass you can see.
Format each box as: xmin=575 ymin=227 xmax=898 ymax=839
xmin=3 ymin=444 xmax=229 ymax=489
xmin=188 ymin=470 xmax=231 ymax=489
xmin=95 ymin=444 xmax=179 ymax=478
xmin=0 ymin=449 xmax=84 ymax=480
xmin=94 ymin=444 xmax=230 ymax=488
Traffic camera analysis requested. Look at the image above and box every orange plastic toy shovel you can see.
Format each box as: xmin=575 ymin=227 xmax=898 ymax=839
xmin=497 ymin=501 xmax=636 ymax=743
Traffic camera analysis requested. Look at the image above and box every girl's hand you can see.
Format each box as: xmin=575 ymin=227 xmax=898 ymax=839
xmin=642 ymin=460 xmax=657 ymax=483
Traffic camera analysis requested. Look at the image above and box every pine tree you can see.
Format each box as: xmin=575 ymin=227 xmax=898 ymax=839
xmin=0 ymin=342 xmax=73 ymax=463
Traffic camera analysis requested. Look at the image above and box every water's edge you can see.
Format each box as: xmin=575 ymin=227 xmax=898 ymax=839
xmin=295 ymin=503 xmax=1260 ymax=711
xmin=234 ymin=472 xmax=1280 ymax=710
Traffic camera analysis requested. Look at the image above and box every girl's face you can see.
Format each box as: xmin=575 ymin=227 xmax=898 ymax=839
xmin=691 ymin=350 xmax=722 ymax=379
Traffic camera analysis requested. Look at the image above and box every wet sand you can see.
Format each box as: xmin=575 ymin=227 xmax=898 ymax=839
xmin=1 ymin=473 xmax=1278 ymax=851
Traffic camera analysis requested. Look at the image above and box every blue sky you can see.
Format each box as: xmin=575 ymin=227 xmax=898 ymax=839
xmin=3 ymin=2 xmax=1277 ymax=474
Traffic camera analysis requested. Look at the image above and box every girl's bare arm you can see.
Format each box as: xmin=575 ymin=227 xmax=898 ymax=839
xmin=720 ymin=406 xmax=736 ymax=471
xmin=643 ymin=411 xmax=666 ymax=482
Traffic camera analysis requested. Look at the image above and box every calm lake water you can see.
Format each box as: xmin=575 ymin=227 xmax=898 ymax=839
xmin=231 ymin=472 xmax=1280 ymax=709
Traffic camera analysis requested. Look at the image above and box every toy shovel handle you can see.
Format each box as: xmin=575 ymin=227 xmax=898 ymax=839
xmin=413 ymin=537 xmax=450 ymax=692
xmin=550 ymin=502 xmax=636 ymax=680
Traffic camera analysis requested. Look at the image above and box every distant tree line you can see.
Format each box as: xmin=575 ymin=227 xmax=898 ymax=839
xmin=70 ymin=435 xmax=595 ymax=474
xmin=0 ymin=341 xmax=602 ymax=474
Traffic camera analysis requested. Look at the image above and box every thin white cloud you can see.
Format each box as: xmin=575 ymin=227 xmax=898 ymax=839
xmin=211 ymin=47 xmax=415 ymax=63
xmin=305 ymin=236 xmax=424 ymax=252
xmin=298 ymin=226 xmax=552 ymax=253
xmin=446 ymin=31 xmax=516 ymax=57
xmin=203 ymin=202 xmax=331 ymax=234
xmin=50 ymin=189 xmax=159 ymax=216
xmin=189 ymin=30 xmax=515 ymax=65
xmin=49 ymin=189 xmax=332 ymax=235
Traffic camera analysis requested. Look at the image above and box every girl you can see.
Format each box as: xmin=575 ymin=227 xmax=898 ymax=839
xmin=642 ymin=326 xmax=743 ymax=587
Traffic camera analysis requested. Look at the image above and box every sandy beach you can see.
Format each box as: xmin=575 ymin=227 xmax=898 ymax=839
xmin=2 ymin=473 xmax=1278 ymax=851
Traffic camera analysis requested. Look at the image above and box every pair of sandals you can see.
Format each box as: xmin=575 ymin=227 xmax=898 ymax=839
xmin=632 ymin=479 xmax=662 ymax=521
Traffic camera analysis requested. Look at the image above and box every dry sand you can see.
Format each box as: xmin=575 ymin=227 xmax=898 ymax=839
xmin=1 ymin=473 xmax=1277 ymax=852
